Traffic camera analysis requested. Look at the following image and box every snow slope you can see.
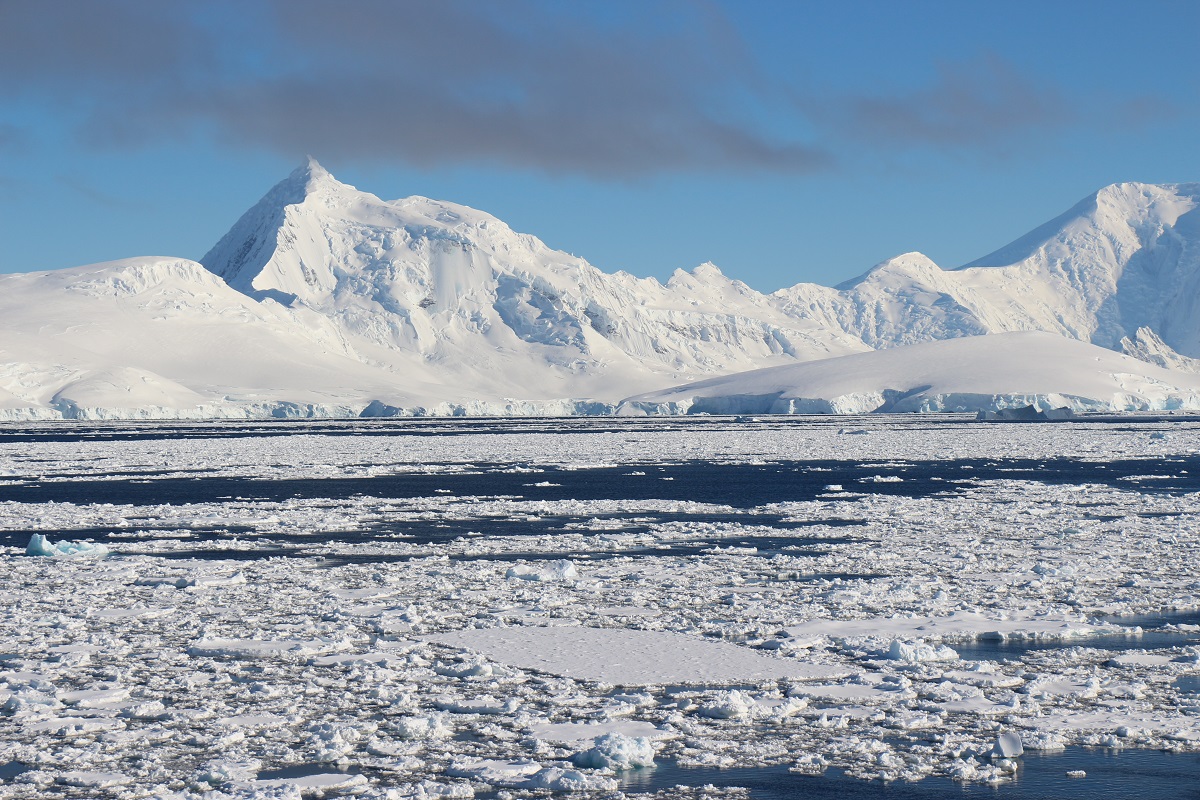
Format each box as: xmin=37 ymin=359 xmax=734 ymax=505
xmin=621 ymin=331 xmax=1200 ymax=415
xmin=2 ymin=161 xmax=1199 ymax=418
xmin=0 ymin=258 xmax=403 ymax=419
xmin=201 ymin=158 xmax=866 ymax=395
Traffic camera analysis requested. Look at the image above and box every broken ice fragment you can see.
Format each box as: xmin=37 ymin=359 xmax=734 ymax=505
xmin=571 ymin=733 xmax=656 ymax=770
xmin=696 ymin=690 xmax=754 ymax=719
xmin=26 ymin=533 xmax=109 ymax=558
xmin=992 ymin=731 xmax=1023 ymax=759
xmin=505 ymin=559 xmax=578 ymax=582
xmin=886 ymin=639 xmax=958 ymax=663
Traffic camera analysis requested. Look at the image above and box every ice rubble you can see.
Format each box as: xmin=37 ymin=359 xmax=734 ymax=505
xmin=1 ymin=418 xmax=1200 ymax=796
xmin=504 ymin=558 xmax=578 ymax=582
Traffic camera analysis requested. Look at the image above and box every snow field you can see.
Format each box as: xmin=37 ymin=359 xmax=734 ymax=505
xmin=0 ymin=418 xmax=1199 ymax=797
xmin=621 ymin=332 xmax=1200 ymax=416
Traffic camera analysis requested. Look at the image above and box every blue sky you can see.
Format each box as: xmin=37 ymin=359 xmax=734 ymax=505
xmin=1 ymin=0 xmax=1197 ymax=290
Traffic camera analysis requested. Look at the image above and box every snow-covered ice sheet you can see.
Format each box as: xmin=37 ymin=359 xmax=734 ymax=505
xmin=622 ymin=332 xmax=1200 ymax=415
xmin=424 ymin=626 xmax=848 ymax=685
xmin=3 ymin=167 xmax=1200 ymax=422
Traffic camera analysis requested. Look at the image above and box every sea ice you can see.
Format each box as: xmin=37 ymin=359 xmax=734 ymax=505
xmin=25 ymin=533 xmax=109 ymax=558
xmin=3 ymin=417 xmax=1200 ymax=796
xmin=992 ymin=731 xmax=1024 ymax=758
xmin=695 ymin=689 xmax=757 ymax=719
xmin=424 ymin=626 xmax=848 ymax=685
xmin=525 ymin=766 xmax=618 ymax=791
xmin=527 ymin=719 xmax=669 ymax=745
xmin=571 ymin=732 xmax=656 ymax=770
xmin=886 ymin=639 xmax=959 ymax=663
xmin=504 ymin=558 xmax=579 ymax=582
xmin=187 ymin=638 xmax=343 ymax=660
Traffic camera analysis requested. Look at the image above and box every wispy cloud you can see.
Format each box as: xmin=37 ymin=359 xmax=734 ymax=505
xmin=0 ymin=124 xmax=28 ymax=152
xmin=810 ymin=55 xmax=1073 ymax=153
xmin=55 ymin=174 xmax=144 ymax=209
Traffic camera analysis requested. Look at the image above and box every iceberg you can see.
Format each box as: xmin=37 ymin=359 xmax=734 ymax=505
xmin=572 ymin=733 xmax=657 ymax=770
xmin=26 ymin=533 xmax=109 ymax=558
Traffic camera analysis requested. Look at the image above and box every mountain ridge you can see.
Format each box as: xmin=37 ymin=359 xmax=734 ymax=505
xmin=1 ymin=161 xmax=1198 ymax=419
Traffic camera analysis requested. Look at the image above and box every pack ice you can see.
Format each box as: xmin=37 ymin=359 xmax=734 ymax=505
xmin=2 ymin=417 xmax=1200 ymax=797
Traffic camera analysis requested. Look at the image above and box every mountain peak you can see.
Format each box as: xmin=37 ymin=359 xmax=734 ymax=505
xmin=1091 ymin=181 xmax=1200 ymax=223
xmin=961 ymin=181 xmax=1200 ymax=271
xmin=301 ymin=154 xmax=329 ymax=178
xmin=835 ymin=251 xmax=939 ymax=290
xmin=280 ymin=156 xmax=355 ymax=200
xmin=201 ymin=158 xmax=376 ymax=300
xmin=877 ymin=251 xmax=938 ymax=270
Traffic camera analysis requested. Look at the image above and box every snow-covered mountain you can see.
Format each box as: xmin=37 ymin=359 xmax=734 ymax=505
xmin=621 ymin=331 xmax=1200 ymax=415
xmin=0 ymin=257 xmax=393 ymax=418
xmin=775 ymin=182 xmax=1200 ymax=355
xmin=201 ymin=159 xmax=865 ymax=394
xmin=1 ymin=160 xmax=1198 ymax=419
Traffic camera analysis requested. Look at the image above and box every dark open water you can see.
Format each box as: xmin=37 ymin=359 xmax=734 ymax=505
xmin=620 ymin=748 xmax=1200 ymax=799
xmin=4 ymin=446 xmax=1199 ymax=556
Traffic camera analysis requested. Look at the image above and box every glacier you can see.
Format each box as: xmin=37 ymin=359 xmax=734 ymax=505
xmin=620 ymin=332 xmax=1200 ymax=416
xmin=1 ymin=160 xmax=1199 ymax=418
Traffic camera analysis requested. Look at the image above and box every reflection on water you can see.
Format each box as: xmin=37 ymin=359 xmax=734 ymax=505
xmin=952 ymin=609 xmax=1200 ymax=661
xmin=621 ymin=748 xmax=1200 ymax=799
xmin=1099 ymin=608 xmax=1200 ymax=629
xmin=953 ymin=630 xmax=1200 ymax=661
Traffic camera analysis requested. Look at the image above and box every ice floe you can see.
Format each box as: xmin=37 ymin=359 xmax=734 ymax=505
xmin=424 ymin=626 xmax=849 ymax=685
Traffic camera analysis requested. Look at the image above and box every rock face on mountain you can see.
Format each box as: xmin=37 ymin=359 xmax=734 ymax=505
xmin=1 ymin=160 xmax=1198 ymax=418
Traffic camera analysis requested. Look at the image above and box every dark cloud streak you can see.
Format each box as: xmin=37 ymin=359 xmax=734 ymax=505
xmin=812 ymin=55 xmax=1074 ymax=151
xmin=1 ymin=0 xmax=828 ymax=176
xmin=0 ymin=0 xmax=212 ymax=87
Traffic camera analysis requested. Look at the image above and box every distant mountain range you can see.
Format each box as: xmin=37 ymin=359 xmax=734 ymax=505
xmin=1 ymin=159 xmax=1198 ymax=419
